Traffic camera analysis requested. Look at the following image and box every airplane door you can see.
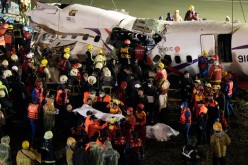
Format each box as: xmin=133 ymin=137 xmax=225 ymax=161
xmin=200 ymin=34 xmax=215 ymax=55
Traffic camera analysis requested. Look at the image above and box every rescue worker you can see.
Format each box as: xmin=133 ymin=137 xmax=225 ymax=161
xmin=193 ymin=86 xmax=205 ymax=120
xmin=134 ymin=41 xmax=146 ymax=71
xmin=180 ymin=102 xmax=192 ymax=145
xmin=198 ymin=50 xmax=209 ymax=80
xmin=223 ymin=73 xmax=234 ymax=118
xmin=113 ymin=131 xmax=127 ymax=165
xmin=13 ymin=18 xmax=24 ymax=53
xmin=0 ymin=136 xmax=12 ymax=165
xmin=208 ymin=55 xmax=223 ymax=85
xmin=66 ymin=137 xmax=76 ymax=165
xmin=94 ymin=89 xmax=112 ymax=113
xmin=109 ymin=100 xmax=122 ymax=114
xmin=197 ymin=100 xmax=208 ymax=145
xmin=136 ymin=87 xmax=149 ymax=113
xmin=36 ymin=59 xmax=51 ymax=84
xmin=83 ymin=89 xmax=97 ymax=105
xmin=23 ymin=26 xmax=32 ymax=53
xmin=210 ymin=122 xmax=231 ymax=165
xmin=135 ymin=103 xmax=146 ymax=142
xmin=84 ymin=111 xmax=94 ymax=134
xmin=166 ymin=12 xmax=174 ymax=21
xmin=31 ymin=80 xmax=45 ymax=106
xmin=154 ymin=61 xmax=167 ymax=82
xmin=102 ymin=140 xmax=120 ymax=165
xmin=1 ymin=0 xmax=10 ymax=13
xmin=108 ymin=116 xmax=120 ymax=140
xmin=94 ymin=49 xmax=106 ymax=65
xmin=16 ymin=140 xmax=39 ymax=165
xmin=181 ymin=136 xmax=200 ymax=164
xmin=85 ymin=44 xmax=94 ymax=75
xmin=204 ymin=83 xmax=212 ymax=97
xmin=41 ymin=131 xmax=56 ymax=165
xmin=4 ymin=24 xmax=15 ymax=58
xmin=0 ymin=60 xmax=9 ymax=72
xmin=115 ymin=81 xmax=127 ymax=105
xmin=43 ymin=98 xmax=56 ymax=131
xmin=9 ymin=54 xmax=19 ymax=68
xmin=119 ymin=39 xmax=133 ymax=67
xmin=87 ymin=115 xmax=108 ymax=139
xmin=173 ymin=10 xmax=183 ymax=21
xmin=205 ymin=93 xmax=220 ymax=143
xmin=179 ymin=71 xmax=194 ymax=102
xmin=125 ymin=107 xmax=136 ymax=140
xmin=184 ymin=5 xmax=197 ymax=21
xmin=59 ymin=52 xmax=71 ymax=77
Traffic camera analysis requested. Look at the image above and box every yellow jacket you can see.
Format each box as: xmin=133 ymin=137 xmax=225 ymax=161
xmin=210 ymin=131 xmax=231 ymax=158
xmin=66 ymin=148 xmax=73 ymax=165
xmin=16 ymin=149 xmax=37 ymax=165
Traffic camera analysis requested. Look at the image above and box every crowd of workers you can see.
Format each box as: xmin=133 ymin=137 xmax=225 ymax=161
xmin=0 ymin=3 xmax=235 ymax=165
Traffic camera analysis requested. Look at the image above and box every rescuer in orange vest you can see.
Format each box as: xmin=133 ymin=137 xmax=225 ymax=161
xmin=87 ymin=115 xmax=108 ymax=139
xmin=27 ymin=100 xmax=40 ymax=144
xmin=135 ymin=103 xmax=146 ymax=142
xmin=208 ymin=55 xmax=223 ymax=85
xmin=4 ymin=25 xmax=15 ymax=58
xmin=180 ymin=101 xmax=191 ymax=145
xmin=197 ymin=100 xmax=208 ymax=145
xmin=125 ymin=107 xmax=136 ymax=140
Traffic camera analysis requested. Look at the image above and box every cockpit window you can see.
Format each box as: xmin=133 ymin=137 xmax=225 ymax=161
xmin=42 ymin=33 xmax=49 ymax=41
xmin=69 ymin=10 xmax=78 ymax=16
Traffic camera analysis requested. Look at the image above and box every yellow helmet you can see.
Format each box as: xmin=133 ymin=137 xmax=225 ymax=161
xmin=204 ymin=83 xmax=211 ymax=88
xmin=223 ymin=71 xmax=228 ymax=77
xmin=63 ymin=53 xmax=70 ymax=59
xmin=98 ymin=49 xmax=103 ymax=55
xmin=70 ymin=68 xmax=79 ymax=76
xmin=213 ymin=122 xmax=222 ymax=131
xmin=189 ymin=5 xmax=194 ymax=11
xmin=87 ymin=44 xmax=93 ymax=51
xmin=3 ymin=70 xmax=12 ymax=78
xmin=41 ymin=59 xmax=48 ymax=66
xmin=0 ymin=90 xmax=5 ymax=98
xmin=2 ymin=60 xmax=8 ymax=66
xmin=8 ymin=25 xmax=13 ymax=30
xmin=213 ymin=85 xmax=221 ymax=90
xmin=202 ymin=50 xmax=208 ymax=56
xmin=158 ymin=61 xmax=164 ymax=69
xmin=11 ymin=54 xmax=18 ymax=61
xmin=64 ymin=47 xmax=70 ymax=53
xmin=66 ymin=137 xmax=76 ymax=146
xmin=44 ymin=131 xmax=53 ymax=139
xmin=109 ymin=117 xmax=117 ymax=124
xmin=22 ymin=141 xmax=29 ymax=149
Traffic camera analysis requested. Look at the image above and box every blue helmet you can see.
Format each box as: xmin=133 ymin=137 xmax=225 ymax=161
xmin=159 ymin=16 xmax=163 ymax=20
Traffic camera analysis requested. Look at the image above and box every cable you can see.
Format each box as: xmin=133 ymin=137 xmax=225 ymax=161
xmin=239 ymin=0 xmax=247 ymax=23
xmin=112 ymin=0 xmax=117 ymax=10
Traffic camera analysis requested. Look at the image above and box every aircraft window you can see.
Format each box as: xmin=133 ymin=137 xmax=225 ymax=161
xmin=175 ymin=56 xmax=181 ymax=64
xmin=71 ymin=34 xmax=78 ymax=39
xmin=186 ymin=55 xmax=192 ymax=63
xmin=163 ymin=55 xmax=172 ymax=65
xmin=42 ymin=33 xmax=49 ymax=41
xmin=61 ymin=34 xmax=68 ymax=38
xmin=94 ymin=35 xmax=101 ymax=42
xmin=153 ymin=54 xmax=161 ymax=63
xmin=82 ymin=34 xmax=89 ymax=40
xmin=69 ymin=10 xmax=78 ymax=16
xmin=51 ymin=34 xmax=56 ymax=38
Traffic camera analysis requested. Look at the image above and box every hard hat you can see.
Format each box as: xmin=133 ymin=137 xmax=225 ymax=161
xmin=88 ymin=75 xmax=97 ymax=85
xmin=137 ymin=103 xmax=144 ymax=110
xmin=213 ymin=85 xmax=221 ymax=90
xmin=95 ymin=55 xmax=103 ymax=63
xmin=103 ymin=69 xmax=111 ymax=77
xmin=202 ymin=50 xmax=208 ymax=56
xmin=2 ymin=60 xmax=8 ymax=66
xmin=66 ymin=137 xmax=76 ymax=146
xmin=7 ymin=25 xmax=13 ymax=30
xmin=2 ymin=24 xmax=8 ymax=29
xmin=72 ymin=63 xmax=82 ymax=69
xmin=204 ymin=83 xmax=211 ymax=88
xmin=35 ymin=80 xmax=42 ymax=87
xmin=44 ymin=131 xmax=53 ymax=139
xmin=0 ymin=90 xmax=5 ymax=98
xmin=60 ymin=75 xmax=68 ymax=83
xmin=213 ymin=122 xmax=222 ymax=131
xmin=158 ymin=61 xmax=164 ymax=69
xmin=95 ymin=62 xmax=103 ymax=69
xmin=11 ymin=54 xmax=18 ymax=61
xmin=109 ymin=116 xmax=117 ymax=124
xmin=87 ymin=44 xmax=93 ymax=51
xmin=64 ymin=47 xmax=70 ymax=53
xmin=124 ymin=39 xmax=131 ymax=45
xmin=11 ymin=66 xmax=18 ymax=72
xmin=70 ymin=68 xmax=79 ymax=76
xmin=22 ymin=141 xmax=29 ymax=149
xmin=41 ymin=59 xmax=48 ymax=66
xmin=26 ymin=52 xmax=34 ymax=59
xmin=98 ymin=49 xmax=103 ymax=55
xmin=127 ymin=107 xmax=133 ymax=113
xmin=175 ymin=10 xmax=179 ymax=14
xmin=223 ymin=71 xmax=228 ymax=77
xmin=23 ymin=26 xmax=28 ymax=31
xmin=189 ymin=5 xmax=194 ymax=11
xmin=194 ymin=79 xmax=201 ymax=84
xmin=3 ymin=70 xmax=12 ymax=78
xmin=63 ymin=53 xmax=70 ymax=59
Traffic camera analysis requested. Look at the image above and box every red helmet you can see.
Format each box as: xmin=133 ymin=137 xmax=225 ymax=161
xmin=127 ymin=107 xmax=133 ymax=113
xmin=137 ymin=103 xmax=144 ymax=110
xmin=35 ymin=81 xmax=42 ymax=87
xmin=213 ymin=54 xmax=219 ymax=61
xmin=124 ymin=39 xmax=131 ymax=45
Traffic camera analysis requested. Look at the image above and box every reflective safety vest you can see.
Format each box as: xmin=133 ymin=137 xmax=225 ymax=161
xmin=205 ymin=100 xmax=218 ymax=107
xmin=96 ymin=95 xmax=111 ymax=103
xmin=114 ymin=136 xmax=126 ymax=146
xmin=199 ymin=104 xmax=208 ymax=115
xmin=180 ymin=108 xmax=191 ymax=124
xmin=13 ymin=28 xmax=23 ymax=39
xmin=226 ymin=80 xmax=233 ymax=96
xmin=130 ymin=138 xmax=143 ymax=148
xmin=120 ymin=47 xmax=131 ymax=59
xmin=56 ymin=89 xmax=68 ymax=106
xmin=28 ymin=104 xmax=39 ymax=119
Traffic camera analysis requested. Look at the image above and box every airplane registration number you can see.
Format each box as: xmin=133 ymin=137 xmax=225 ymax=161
xmin=238 ymin=55 xmax=248 ymax=63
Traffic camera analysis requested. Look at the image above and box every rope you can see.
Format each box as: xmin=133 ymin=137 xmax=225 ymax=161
xmin=239 ymin=0 xmax=247 ymax=23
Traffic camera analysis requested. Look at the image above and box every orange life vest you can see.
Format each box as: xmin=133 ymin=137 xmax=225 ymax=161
xmin=27 ymin=104 xmax=39 ymax=119
xmin=56 ymin=89 xmax=68 ymax=106
xmin=130 ymin=138 xmax=143 ymax=148
xmin=180 ymin=108 xmax=191 ymax=124
xmin=199 ymin=104 xmax=208 ymax=115
xmin=96 ymin=95 xmax=111 ymax=103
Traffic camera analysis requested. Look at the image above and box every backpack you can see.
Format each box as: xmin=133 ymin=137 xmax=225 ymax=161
xmin=89 ymin=142 xmax=104 ymax=165
xmin=102 ymin=148 xmax=119 ymax=165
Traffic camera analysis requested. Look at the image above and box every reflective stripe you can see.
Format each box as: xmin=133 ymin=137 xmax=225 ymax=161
xmin=28 ymin=104 xmax=39 ymax=119
xmin=182 ymin=146 xmax=194 ymax=159
xmin=41 ymin=160 xmax=56 ymax=163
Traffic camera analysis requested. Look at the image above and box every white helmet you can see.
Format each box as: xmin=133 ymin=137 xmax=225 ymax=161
xmin=103 ymin=68 xmax=111 ymax=77
xmin=3 ymin=70 xmax=12 ymax=78
xmin=23 ymin=26 xmax=28 ymax=31
xmin=95 ymin=62 xmax=103 ymax=69
xmin=11 ymin=54 xmax=18 ymax=61
xmin=26 ymin=52 xmax=34 ymax=59
xmin=60 ymin=75 xmax=68 ymax=84
xmin=70 ymin=68 xmax=79 ymax=76
xmin=11 ymin=66 xmax=18 ymax=72
xmin=94 ymin=55 xmax=103 ymax=63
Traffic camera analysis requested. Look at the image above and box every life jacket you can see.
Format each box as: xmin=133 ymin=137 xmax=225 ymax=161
xmin=114 ymin=136 xmax=126 ymax=146
xmin=56 ymin=89 xmax=68 ymax=106
xmin=199 ymin=104 xmax=208 ymax=115
xmin=134 ymin=45 xmax=145 ymax=60
xmin=120 ymin=47 xmax=131 ymax=59
xmin=209 ymin=65 xmax=222 ymax=83
xmin=135 ymin=111 xmax=146 ymax=125
xmin=180 ymin=108 xmax=192 ymax=124
xmin=36 ymin=66 xmax=46 ymax=78
xmin=226 ymin=80 xmax=233 ymax=96
xmin=59 ymin=59 xmax=67 ymax=71
xmin=126 ymin=115 xmax=136 ymax=131
xmin=96 ymin=95 xmax=111 ymax=103
xmin=27 ymin=104 xmax=39 ymax=119
xmin=4 ymin=32 xmax=13 ymax=44
xmin=205 ymin=100 xmax=218 ymax=108
xmin=110 ymin=107 xmax=122 ymax=114
xmin=130 ymin=138 xmax=143 ymax=148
